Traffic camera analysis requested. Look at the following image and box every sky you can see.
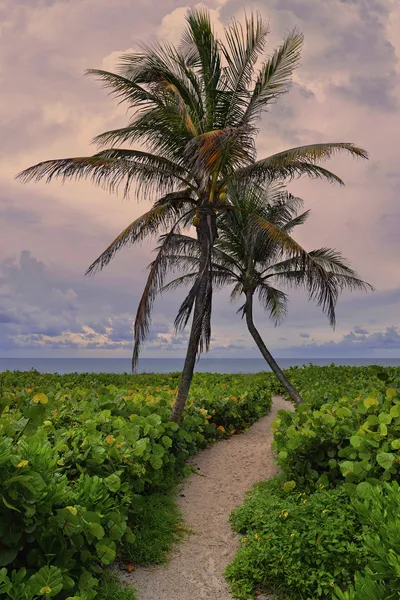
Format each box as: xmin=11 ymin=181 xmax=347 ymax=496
xmin=1 ymin=0 xmax=400 ymax=359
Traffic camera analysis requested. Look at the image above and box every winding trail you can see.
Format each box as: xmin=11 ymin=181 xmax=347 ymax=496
xmin=121 ymin=396 xmax=292 ymax=600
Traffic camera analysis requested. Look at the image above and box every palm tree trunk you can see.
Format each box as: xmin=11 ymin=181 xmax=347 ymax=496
xmin=170 ymin=215 xmax=214 ymax=422
xmin=244 ymin=290 xmax=304 ymax=405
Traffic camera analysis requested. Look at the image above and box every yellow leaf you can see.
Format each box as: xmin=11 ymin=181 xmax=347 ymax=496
xmin=40 ymin=585 xmax=52 ymax=595
xmin=66 ymin=506 xmax=77 ymax=516
xmin=17 ymin=460 xmax=29 ymax=468
xmin=33 ymin=393 xmax=48 ymax=405
xmin=364 ymin=397 xmax=378 ymax=408
xmin=386 ymin=388 xmax=397 ymax=399
xmin=105 ymin=435 xmax=115 ymax=444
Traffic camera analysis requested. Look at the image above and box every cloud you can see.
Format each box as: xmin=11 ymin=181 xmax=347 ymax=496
xmin=299 ymin=332 xmax=310 ymax=338
xmin=353 ymin=326 xmax=369 ymax=334
xmin=281 ymin=326 xmax=400 ymax=357
xmin=1 ymin=0 xmax=400 ymax=358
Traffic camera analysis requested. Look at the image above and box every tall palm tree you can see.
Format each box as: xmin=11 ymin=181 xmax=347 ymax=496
xmin=15 ymin=8 xmax=368 ymax=422
xmin=156 ymin=183 xmax=374 ymax=404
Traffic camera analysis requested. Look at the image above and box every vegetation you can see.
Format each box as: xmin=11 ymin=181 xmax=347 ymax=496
xmin=0 ymin=370 xmax=274 ymax=599
xmin=158 ymin=184 xmax=372 ymax=405
xmin=225 ymin=366 xmax=400 ymax=599
xmin=225 ymin=478 xmax=369 ymax=599
xmin=16 ymin=8 xmax=368 ymax=422
xmin=334 ymin=481 xmax=400 ymax=600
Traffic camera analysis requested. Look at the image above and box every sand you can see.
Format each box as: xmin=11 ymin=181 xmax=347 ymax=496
xmin=120 ymin=396 xmax=292 ymax=600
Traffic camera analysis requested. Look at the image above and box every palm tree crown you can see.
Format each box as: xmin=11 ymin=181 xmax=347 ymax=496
xmin=156 ymin=184 xmax=373 ymax=402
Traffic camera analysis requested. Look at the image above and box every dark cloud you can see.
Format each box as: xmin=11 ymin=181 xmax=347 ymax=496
xmin=283 ymin=326 xmax=400 ymax=357
xmin=331 ymin=74 xmax=398 ymax=111
xmin=353 ymin=326 xmax=369 ymax=334
xmin=299 ymin=332 xmax=310 ymax=338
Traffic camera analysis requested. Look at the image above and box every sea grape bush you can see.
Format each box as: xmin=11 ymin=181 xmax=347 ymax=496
xmin=225 ymin=478 xmax=370 ymax=599
xmin=334 ymin=481 xmax=400 ymax=600
xmin=272 ymin=364 xmax=400 ymax=408
xmin=272 ymin=385 xmax=400 ymax=491
xmin=0 ymin=372 xmax=273 ymax=599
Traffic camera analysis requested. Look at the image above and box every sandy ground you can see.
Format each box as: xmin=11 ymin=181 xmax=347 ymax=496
xmin=120 ymin=396 xmax=292 ymax=600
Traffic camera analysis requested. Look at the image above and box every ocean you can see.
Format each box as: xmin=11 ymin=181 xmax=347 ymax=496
xmin=1 ymin=357 xmax=400 ymax=375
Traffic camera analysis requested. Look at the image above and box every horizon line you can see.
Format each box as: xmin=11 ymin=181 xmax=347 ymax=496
xmin=1 ymin=357 xmax=400 ymax=361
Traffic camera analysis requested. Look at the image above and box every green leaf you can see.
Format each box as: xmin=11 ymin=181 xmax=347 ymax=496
xmin=1 ymin=495 xmax=21 ymax=512
xmin=183 ymin=465 xmax=193 ymax=477
xmin=340 ymin=461 xmax=354 ymax=476
xmin=283 ymin=480 xmax=296 ymax=493
xmin=336 ymin=407 xmax=351 ymax=418
xmin=378 ymin=412 xmax=392 ymax=424
xmin=162 ymin=435 xmax=173 ymax=449
xmin=390 ymin=404 xmax=400 ymax=418
xmin=376 ymin=452 xmax=395 ymax=470
xmin=124 ymin=527 xmax=136 ymax=544
xmin=391 ymin=439 xmax=400 ymax=450
xmin=78 ymin=570 xmax=98 ymax=592
xmin=88 ymin=523 xmax=105 ymax=540
xmin=364 ymin=397 xmax=379 ymax=408
xmin=30 ymin=566 xmax=64 ymax=597
xmin=356 ymin=481 xmax=373 ymax=498
xmin=104 ymin=474 xmax=121 ymax=492
xmin=152 ymin=443 xmax=165 ymax=457
xmin=95 ymin=538 xmax=116 ymax=565
xmin=350 ymin=436 xmax=363 ymax=448
xmin=150 ymin=455 xmax=163 ymax=470
xmin=0 ymin=547 xmax=18 ymax=567
xmin=133 ymin=438 xmax=148 ymax=457
xmin=379 ymin=423 xmax=387 ymax=436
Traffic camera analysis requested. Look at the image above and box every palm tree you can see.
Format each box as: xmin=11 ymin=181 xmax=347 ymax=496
xmin=156 ymin=183 xmax=374 ymax=404
xmin=15 ymin=8 xmax=368 ymax=422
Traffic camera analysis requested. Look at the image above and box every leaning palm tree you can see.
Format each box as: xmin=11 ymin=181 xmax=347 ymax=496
xmin=155 ymin=183 xmax=373 ymax=404
xmin=16 ymin=8 xmax=368 ymax=422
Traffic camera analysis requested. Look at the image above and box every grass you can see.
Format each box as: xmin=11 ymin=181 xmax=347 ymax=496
xmin=97 ymin=571 xmax=136 ymax=600
xmin=125 ymin=476 xmax=185 ymax=565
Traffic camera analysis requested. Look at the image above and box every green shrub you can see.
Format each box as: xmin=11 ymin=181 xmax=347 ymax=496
xmin=225 ymin=477 xmax=369 ymax=599
xmin=272 ymin=386 xmax=400 ymax=491
xmin=272 ymin=365 xmax=400 ymax=408
xmin=0 ymin=372 xmax=273 ymax=599
xmin=334 ymin=481 xmax=400 ymax=600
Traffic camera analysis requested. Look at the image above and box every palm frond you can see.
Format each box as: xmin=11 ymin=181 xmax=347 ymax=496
xmin=84 ymin=68 xmax=161 ymax=109
xmin=268 ymin=248 xmax=373 ymax=327
xmin=85 ymin=192 xmax=194 ymax=276
xmin=181 ymin=6 xmax=222 ymax=128
xmin=242 ymin=28 xmax=304 ymax=125
xmin=232 ymin=159 xmax=346 ymax=186
xmin=132 ymin=229 xmax=184 ymax=371
xmin=117 ymin=41 xmax=203 ymax=136
xmin=93 ymin=106 xmax=195 ymax=164
xmin=220 ymin=13 xmax=269 ymax=125
xmin=15 ymin=150 xmax=191 ymax=200
xmin=257 ymin=283 xmax=288 ymax=325
xmin=232 ymin=142 xmax=368 ymax=187
xmin=281 ymin=209 xmax=311 ymax=232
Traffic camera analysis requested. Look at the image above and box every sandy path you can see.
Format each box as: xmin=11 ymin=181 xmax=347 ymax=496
xmin=122 ymin=396 xmax=292 ymax=600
